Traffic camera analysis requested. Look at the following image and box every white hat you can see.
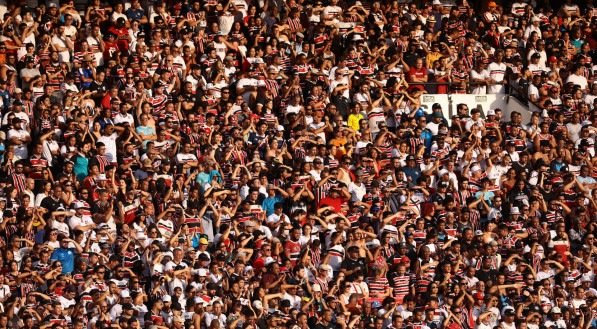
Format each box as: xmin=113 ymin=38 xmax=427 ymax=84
xmin=312 ymin=283 xmax=322 ymax=292
xmin=487 ymin=109 xmax=495 ymax=116
xmin=471 ymin=165 xmax=481 ymax=172
xmin=97 ymin=174 xmax=107 ymax=181
xmin=510 ymin=207 xmax=520 ymax=215
xmin=264 ymin=257 xmax=276 ymax=266
xmin=162 ymin=295 xmax=172 ymax=302
xmin=120 ymin=290 xmax=130 ymax=298
xmin=432 ymin=0 xmax=442 ymax=4
xmin=367 ymin=239 xmax=381 ymax=248
xmin=319 ymin=263 xmax=332 ymax=271
xmin=252 ymin=300 xmax=263 ymax=310
xmin=64 ymin=84 xmax=78 ymax=93
xmin=198 ymin=268 xmax=208 ymax=277
xmin=277 ymin=125 xmax=285 ymax=132
xmin=14 ymin=88 xmax=22 ymax=94
xmin=551 ymin=307 xmax=561 ymax=314
xmin=352 ymin=34 xmax=364 ymax=41
xmin=532 ymin=16 xmax=541 ymax=22
xmin=195 ymin=297 xmax=209 ymax=306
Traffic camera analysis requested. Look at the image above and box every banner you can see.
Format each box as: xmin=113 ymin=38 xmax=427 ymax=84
xmin=447 ymin=94 xmax=533 ymax=125
xmin=419 ymin=94 xmax=450 ymax=119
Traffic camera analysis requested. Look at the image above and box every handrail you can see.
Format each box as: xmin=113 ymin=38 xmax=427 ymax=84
xmin=507 ymin=79 xmax=544 ymax=113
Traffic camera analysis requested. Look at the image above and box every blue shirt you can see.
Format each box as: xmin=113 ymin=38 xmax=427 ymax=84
xmin=73 ymin=154 xmax=89 ymax=181
xmin=262 ymin=195 xmax=283 ymax=216
xmin=136 ymin=125 xmax=156 ymax=148
xmin=51 ymin=248 xmax=76 ymax=274
xmin=475 ymin=190 xmax=495 ymax=207
xmin=196 ymin=172 xmax=211 ymax=191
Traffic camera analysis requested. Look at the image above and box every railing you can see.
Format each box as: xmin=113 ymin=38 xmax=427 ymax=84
xmin=507 ymin=80 xmax=544 ymax=113
xmin=404 ymin=81 xmax=512 ymax=95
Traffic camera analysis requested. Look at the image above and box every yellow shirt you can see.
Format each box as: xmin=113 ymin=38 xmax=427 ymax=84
xmin=426 ymin=51 xmax=442 ymax=69
xmin=348 ymin=113 xmax=364 ymax=131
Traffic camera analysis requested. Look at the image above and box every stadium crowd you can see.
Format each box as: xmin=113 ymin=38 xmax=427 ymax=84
xmin=0 ymin=0 xmax=595 ymax=328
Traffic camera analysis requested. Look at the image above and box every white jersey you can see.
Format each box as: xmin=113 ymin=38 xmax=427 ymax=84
xmin=487 ymin=62 xmax=507 ymax=94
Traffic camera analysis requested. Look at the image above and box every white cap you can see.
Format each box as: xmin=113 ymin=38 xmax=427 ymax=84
xmin=197 ymin=268 xmax=208 ymax=277
xmin=14 ymin=88 xmax=22 ymax=94
xmin=312 ymin=283 xmax=322 ymax=292
xmin=195 ymin=297 xmax=209 ymax=306
xmin=487 ymin=109 xmax=495 ymax=116
xmin=264 ymin=257 xmax=276 ymax=266
xmin=551 ymin=307 xmax=561 ymax=314
xmin=162 ymin=295 xmax=172 ymax=302
xmin=367 ymin=239 xmax=381 ymax=248
xmin=277 ymin=125 xmax=285 ymax=132
xmin=510 ymin=207 xmax=520 ymax=215
xmin=120 ymin=290 xmax=130 ymax=298
xmin=319 ymin=263 xmax=332 ymax=271
xmin=252 ymin=300 xmax=263 ymax=310
xmin=432 ymin=0 xmax=442 ymax=4
xmin=97 ymin=174 xmax=107 ymax=181
xmin=352 ymin=34 xmax=363 ymax=41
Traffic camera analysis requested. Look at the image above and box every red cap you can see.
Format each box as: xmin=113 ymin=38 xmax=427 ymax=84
xmin=548 ymin=56 xmax=558 ymax=63
xmin=253 ymin=258 xmax=265 ymax=270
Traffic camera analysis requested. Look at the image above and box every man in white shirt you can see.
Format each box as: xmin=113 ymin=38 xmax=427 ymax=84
xmin=322 ymin=0 xmax=342 ymax=22
xmin=7 ymin=118 xmax=31 ymax=160
xmin=51 ymin=25 xmax=72 ymax=63
xmin=566 ymin=64 xmax=589 ymax=91
xmin=470 ymin=60 xmax=491 ymax=94
xmin=348 ymin=170 xmax=367 ymax=202
xmin=113 ymin=104 xmax=135 ymax=127
xmin=487 ymin=51 xmax=507 ymax=94
xmin=2 ymin=100 xmax=30 ymax=126
xmin=175 ymin=143 xmax=199 ymax=169
xmin=97 ymin=124 xmax=124 ymax=163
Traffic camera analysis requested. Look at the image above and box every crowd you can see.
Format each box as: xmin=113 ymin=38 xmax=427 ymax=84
xmin=0 ymin=0 xmax=595 ymax=328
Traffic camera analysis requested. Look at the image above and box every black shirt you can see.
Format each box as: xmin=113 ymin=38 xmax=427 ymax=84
xmin=341 ymin=257 xmax=366 ymax=281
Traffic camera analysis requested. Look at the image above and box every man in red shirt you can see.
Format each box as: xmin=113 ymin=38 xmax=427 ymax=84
xmin=318 ymin=187 xmax=345 ymax=213
xmin=408 ymin=58 xmax=429 ymax=92
xmin=108 ymin=18 xmax=131 ymax=53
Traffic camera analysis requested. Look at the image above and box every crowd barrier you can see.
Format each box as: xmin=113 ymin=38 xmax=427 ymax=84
xmin=419 ymin=93 xmax=536 ymax=125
